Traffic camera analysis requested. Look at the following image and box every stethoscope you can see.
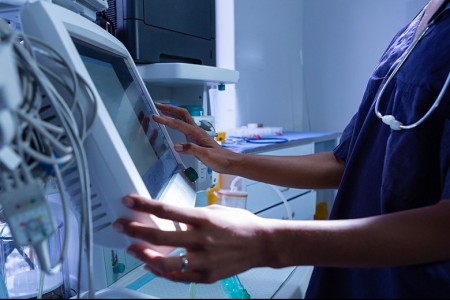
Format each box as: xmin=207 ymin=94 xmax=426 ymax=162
xmin=374 ymin=5 xmax=450 ymax=130
xmin=225 ymin=136 xmax=288 ymax=145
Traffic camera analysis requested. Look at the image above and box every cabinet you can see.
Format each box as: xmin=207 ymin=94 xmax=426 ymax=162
xmin=222 ymin=135 xmax=339 ymax=298
xmin=256 ymin=191 xmax=317 ymax=221
xmin=225 ymin=132 xmax=340 ymax=221
xmin=240 ymin=143 xmax=315 ymax=218
xmin=240 ymin=144 xmax=316 ymax=297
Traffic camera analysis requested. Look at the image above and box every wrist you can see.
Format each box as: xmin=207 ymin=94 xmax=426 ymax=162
xmin=224 ymin=151 xmax=246 ymax=176
xmin=255 ymin=220 xmax=286 ymax=268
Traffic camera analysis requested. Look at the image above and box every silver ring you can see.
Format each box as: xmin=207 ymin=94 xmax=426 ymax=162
xmin=180 ymin=252 xmax=189 ymax=272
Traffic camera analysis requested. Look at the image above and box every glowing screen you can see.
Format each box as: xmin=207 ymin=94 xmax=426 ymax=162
xmin=73 ymin=40 xmax=178 ymax=198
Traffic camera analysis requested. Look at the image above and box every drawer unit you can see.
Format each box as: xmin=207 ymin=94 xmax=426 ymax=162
xmin=256 ymin=190 xmax=317 ymax=220
xmin=244 ymin=180 xmax=311 ymax=214
xmin=253 ymin=143 xmax=314 ymax=156
xmin=241 ymin=143 xmax=315 ymax=214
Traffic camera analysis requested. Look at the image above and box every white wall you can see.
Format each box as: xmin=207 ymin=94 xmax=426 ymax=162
xmin=233 ymin=0 xmax=304 ymax=131
xmin=223 ymin=0 xmax=428 ymax=133
xmin=213 ymin=0 xmax=238 ymax=132
xmin=302 ymin=0 xmax=428 ymax=132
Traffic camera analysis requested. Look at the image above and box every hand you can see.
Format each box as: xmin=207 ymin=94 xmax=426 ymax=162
xmin=113 ymin=194 xmax=269 ymax=283
xmin=153 ymin=103 xmax=237 ymax=174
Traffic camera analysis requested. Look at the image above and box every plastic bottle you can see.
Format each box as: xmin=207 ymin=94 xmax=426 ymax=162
xmin=221 ymin=275 xmax=250 ymax=299
xmin=0 ymin=266 xmax=9 ymax=298
xmin=207 ymin=174 xmax=222 ymax=205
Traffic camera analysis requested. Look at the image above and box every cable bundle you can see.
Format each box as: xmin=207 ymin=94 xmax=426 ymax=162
xmin=0 ymin=18 xmax=97 ymax=298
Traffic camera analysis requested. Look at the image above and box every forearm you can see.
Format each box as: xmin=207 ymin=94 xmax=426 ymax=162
xmin=225 ymin=151 xmax=344 ymax=189
xmin=261 ymin=200 xmax=450 ymax=268
xmin=153 ymin=104 xmax=343 ymax=189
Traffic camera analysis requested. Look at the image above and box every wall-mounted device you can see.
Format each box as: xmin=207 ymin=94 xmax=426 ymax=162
xmin=104 ymin=0 xmax=216 ymax=66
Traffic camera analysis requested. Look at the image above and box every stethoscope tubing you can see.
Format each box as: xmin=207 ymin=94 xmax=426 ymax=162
xmin=374 ymin=11 xmax=450 ymax=130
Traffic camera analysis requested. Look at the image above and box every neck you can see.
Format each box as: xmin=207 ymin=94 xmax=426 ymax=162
xmin=414 ymin=0 xmax=447 ymax=40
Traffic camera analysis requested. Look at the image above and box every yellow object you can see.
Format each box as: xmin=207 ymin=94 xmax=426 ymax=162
xmin=216 ymin=131 xmax=226 ymax=143
xmin=207 ymin=174 xmax=222 ymax=205
xmin=314 ymin=202 xmax=329 ymax=220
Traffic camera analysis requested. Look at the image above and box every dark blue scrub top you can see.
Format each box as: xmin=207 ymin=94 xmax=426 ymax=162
xmin=306 ymin=3 xmax=450 ymax=298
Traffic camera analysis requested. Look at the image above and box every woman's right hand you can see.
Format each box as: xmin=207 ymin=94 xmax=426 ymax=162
xmin=153 ymin=103 xmax=238 ymax=174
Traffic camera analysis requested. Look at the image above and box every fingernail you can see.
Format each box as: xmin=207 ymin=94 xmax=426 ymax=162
xmin=112 ymin=222 xmax=124 ymax=233
xmin=123 ymin=197 xmax=135 ymax=208
xmin=174 ymin=144 xmax=183 ymax=152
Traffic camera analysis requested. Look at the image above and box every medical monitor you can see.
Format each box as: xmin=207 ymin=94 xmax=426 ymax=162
xmin=20 ymin=1 xmax=196 ymax=250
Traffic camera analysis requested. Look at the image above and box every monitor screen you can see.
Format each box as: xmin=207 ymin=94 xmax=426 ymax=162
xmin=73 ymin=40 xmax=178 ymax=199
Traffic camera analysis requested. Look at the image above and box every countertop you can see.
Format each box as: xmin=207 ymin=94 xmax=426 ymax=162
xmin=222 ymin=131 xmax=341 ymax=154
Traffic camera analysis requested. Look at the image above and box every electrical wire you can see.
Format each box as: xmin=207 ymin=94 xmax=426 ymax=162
xmin=37 ymin=270 xmax=45 ymax=299
xmin=0 ymin=20 xmax=98 ymax=299
xmin=269 ymin=185 xmax=293 ymax=220
xmin=230 ymin=176 xmax=243 ymax=192
xmin=230 ymin=177 xmax=293 ymax=220
xmin=30 ymin=42 xmax=96 ymax=299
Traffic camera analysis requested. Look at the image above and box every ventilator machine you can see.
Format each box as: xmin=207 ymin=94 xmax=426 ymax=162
xmin=0 ymin=0 xmax=200 ymax=298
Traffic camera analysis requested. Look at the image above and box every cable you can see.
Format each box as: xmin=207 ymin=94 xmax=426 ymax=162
xmin=230 ymin=176 xmax=243 ymax=191
xmin=269 ymin=185 xmax=293 ymax=220
xmin=37 ymin=269 xmax=45 ymax=299
xmin=0 ymin=19 xmax=98 ymax=299
xmin=230 ymin=177 xmax=293 ymax=220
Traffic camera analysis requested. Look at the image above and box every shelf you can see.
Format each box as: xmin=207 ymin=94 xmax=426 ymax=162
xmin=137 ymin=62 xmax=239 ymax=87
